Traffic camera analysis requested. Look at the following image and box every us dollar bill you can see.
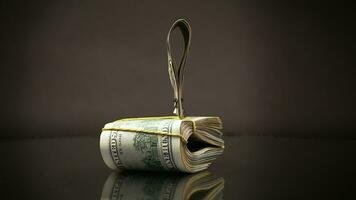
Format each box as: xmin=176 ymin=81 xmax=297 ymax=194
xmin=100 ymin=118 xmax=185 ymax=171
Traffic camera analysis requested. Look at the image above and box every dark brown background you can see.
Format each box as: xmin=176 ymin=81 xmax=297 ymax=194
xmin=1 ymin=0 xmax=355 ymax=139
xmin=1 ymin=2 xmax=356 ymax=199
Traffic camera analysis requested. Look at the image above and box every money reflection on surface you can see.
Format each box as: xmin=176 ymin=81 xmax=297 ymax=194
xmin=101 ymin=171 xmax=224 ymax=200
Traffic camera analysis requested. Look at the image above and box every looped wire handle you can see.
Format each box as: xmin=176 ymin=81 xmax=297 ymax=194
xmin=167 ymin=19 xmax=192 ymax=119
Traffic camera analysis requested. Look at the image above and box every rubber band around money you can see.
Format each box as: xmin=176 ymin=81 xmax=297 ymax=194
xmin=102 ymin=116 xmax=200 ymax=143
xmin=113 ymin=116 xmax=197 ymax=132
xmin=101 ymin=127 xmax=184 ymax=139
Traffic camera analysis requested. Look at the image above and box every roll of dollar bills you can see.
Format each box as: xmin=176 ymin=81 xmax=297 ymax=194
xmin=100 ymin=116 xmax=224 ymax=173
xmin=100 ymin=19 xmax=224 ymax=173
xmin=101 ymin=171 xmax=224 ymax=200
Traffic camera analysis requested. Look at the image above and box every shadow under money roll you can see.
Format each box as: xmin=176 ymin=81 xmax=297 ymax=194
xmin=101 ymin=171 xmax=224 ymax=200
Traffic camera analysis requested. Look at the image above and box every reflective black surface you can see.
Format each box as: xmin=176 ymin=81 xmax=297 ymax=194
xmin=0 ymin=135 xmax=355 ymax=199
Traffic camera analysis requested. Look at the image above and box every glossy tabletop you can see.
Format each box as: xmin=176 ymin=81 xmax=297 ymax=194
xmin=0 ymin=135 xmax=355 ymax=199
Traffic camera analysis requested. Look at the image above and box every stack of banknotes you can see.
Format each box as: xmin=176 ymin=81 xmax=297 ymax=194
xmin=100 ymin=116 xmax=224 ymax=172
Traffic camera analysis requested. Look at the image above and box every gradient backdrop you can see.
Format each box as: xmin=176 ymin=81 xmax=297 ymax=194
xmin=1 ymin=0 xmax=355 ymax=139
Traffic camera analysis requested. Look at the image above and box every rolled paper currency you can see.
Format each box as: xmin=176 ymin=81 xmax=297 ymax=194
xmin=101 ymin=171 xmax=224 ymax=200
xmin=100 ymin=116 xmax=224 ymax=173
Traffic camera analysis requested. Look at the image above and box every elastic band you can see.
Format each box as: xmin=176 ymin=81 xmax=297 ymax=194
xmin=102 ymin=127 xmax=185 ymax=142
xmin=115 ymin=116 xmax=180 ymax=121
xmin=191 ymin=120 xmax=197 ymax=132
xmin=103 ymin=116 xmax=221 ymax=145
xmin=114 ymin=116 xmax=197 ymax=132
